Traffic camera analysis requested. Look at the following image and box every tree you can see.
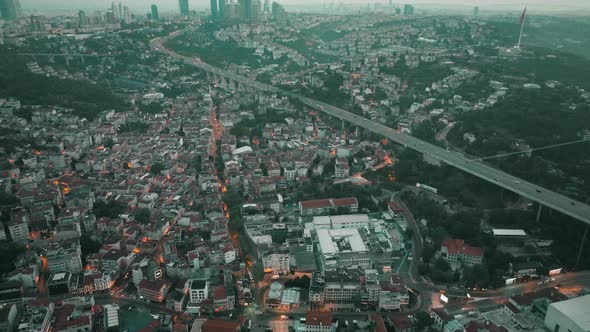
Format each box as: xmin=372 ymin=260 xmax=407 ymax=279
xmin=351 ymin=292 xmax=363 ymax=307
xmin=414 ymin=311 xmax=433 ymax=332
xmin=93 ymin=200 xmax=127 ymax=219
xmin=150 ymin=163 xmax=165 ymax=175
xmin=0 ymin=241 xmax=25 ymax=274
xmin=134 ymin=208 xmax=151 ymax=224
xmin=260 ymin=163 xmax=268 ymax=176
xmin=80 ymin=235 xmax=102 ymax=265
xmin=434 ymin=257 xmax=451 ymax=272
xmin=463 ymin=263 xmax=490 ymax=288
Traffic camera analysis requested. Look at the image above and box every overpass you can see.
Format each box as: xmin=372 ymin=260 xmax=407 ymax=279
xmin=150 ymin=32 xmax=590 ymax=227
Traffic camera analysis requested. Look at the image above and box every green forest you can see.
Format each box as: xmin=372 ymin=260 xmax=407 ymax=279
xmin=0 ymin=50 xmax=128 ymax=120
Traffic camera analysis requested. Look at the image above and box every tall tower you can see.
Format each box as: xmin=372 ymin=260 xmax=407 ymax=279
xmin=78 ymin=10 xmax=88 ymax=27
xmin=111 ymin=2 xmax=118 ymax=18
xmin=0 ymin=0 xmax=21 ymax=20
xmin=179 ymin=0 xmax=189 ymax=16
xmin=264 ymin=0 xmax=270 ymax=13
xmin=123 ymin=6 xmax=131 ymax=24
xmin=403 ymin=4 xmax=414 ymax=16
xmin=210 ymin=0 xmax=218 ymax=18
xmin=219 ymin=0 xmax=226 ymax=18
xmin=30 ymin=15 xmax=45 ymax=32
xmin=151 ymin=4 xmax=159 ymax=20
xmin=473 ymin=6 xmax=479 ymax=16
xmin=240 ymin=0 xmax=252 ymax=19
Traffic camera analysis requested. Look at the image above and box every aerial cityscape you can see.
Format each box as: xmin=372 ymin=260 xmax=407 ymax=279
xmin=0 ymin=0 xmax=589 ymax=332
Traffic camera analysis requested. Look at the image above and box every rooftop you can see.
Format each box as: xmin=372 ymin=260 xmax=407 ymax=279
xmin=306 ymin=311 xmax=333 ymax=327
xmin=547 ymin=294 xmax=590 ymax=331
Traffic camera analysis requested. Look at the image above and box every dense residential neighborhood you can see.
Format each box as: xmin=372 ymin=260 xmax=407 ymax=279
xmin=0 ymin=0 xmax=590 ymax=332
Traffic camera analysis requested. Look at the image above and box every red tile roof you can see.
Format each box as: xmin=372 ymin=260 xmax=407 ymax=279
xmin=214 ymin=286 xmax=227 ymax=300
xmin=371 ymin=315 xmax=387 ymax=332
xmin=53 ymin=305 xmax=91 ymax=331
xmin=388 ymin=201 xmax=404 ymax=212
xmin=300 ymin=199 xmax=332 ymax=209
xmin=388 ymin=314 xmax=413 ymax=330
xmin=138 ymin=279 xmax=169 ymax=292
xmin=306 ymin=311 xmax=333 ymax=327
xmin=201 ymin=319 xmax=241 ymax=332
xmin=332 ymin=197 xmax=358 ymax=207
xmin=442 ymin=239 xmax=483 ymax=257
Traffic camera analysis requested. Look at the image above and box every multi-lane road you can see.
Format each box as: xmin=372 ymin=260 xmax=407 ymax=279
xmin=150 ymin=32 xmax=590 ymax=225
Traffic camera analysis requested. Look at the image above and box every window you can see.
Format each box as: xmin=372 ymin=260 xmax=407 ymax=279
xmin=554 ymin=324 xmax=560 ymax=332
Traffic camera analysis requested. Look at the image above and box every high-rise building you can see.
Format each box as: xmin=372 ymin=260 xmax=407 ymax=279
xmin=272 ymin=1 xmax=287 ymax=23
xmin=78 ymin=10 xmax=89 ymax=27
xmin=105 ymin=9 xmax=116 ymax=24
xmin=403 ymin=4 xmax=414 ymax=16
xmin=218 ymin=0 xmax=226 ymax=18
xmin=210 ymin=0 xmax=218 ymax=17
xmin=151 ymin=4 xmax=159 ymax=20
xmin=0 ymin=0 xmax=21 ymax=20
xmin=473 ymin=6 xmax=479 ymax=16
xmin=30 ymin=15 xmax=45 ymax=32
xmin=111 ymin=2 xmax=118 ymax=19
xmin=179 ymin=0 xmax=189 ymax=16
xmin=122 ymin=5 xmax=131 ymax=23
xmin=240 ymin=0 xmax=252 ymax=20
xmin=264 ymin=0 xmax=270 ymax=13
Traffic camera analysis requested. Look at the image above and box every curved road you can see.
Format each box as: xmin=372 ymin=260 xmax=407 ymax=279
xmin=151 ymin=31 xmax=590 ymax=225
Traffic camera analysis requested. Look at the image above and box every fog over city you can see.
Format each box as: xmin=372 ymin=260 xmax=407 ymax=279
xmin=19 ymin=0 xmax=590 ymax=14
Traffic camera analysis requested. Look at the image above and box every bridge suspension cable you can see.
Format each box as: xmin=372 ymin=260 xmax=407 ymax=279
xmin=476 ymin=139 xmax=590 ymax=161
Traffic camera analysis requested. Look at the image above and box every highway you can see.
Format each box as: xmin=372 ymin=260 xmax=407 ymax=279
xmin=150 ymin=32 xmax=590 ymax=225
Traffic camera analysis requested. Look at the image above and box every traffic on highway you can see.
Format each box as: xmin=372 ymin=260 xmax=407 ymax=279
xmin=150 ymin=32 xmax=590 ymax=226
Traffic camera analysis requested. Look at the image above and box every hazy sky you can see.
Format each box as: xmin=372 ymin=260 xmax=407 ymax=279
xmin=20 ymin=0 xmax=590 ymax=15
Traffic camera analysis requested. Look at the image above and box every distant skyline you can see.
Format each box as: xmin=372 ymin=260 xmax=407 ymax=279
xmin=18 ymin=0 xmax=590 ymax=15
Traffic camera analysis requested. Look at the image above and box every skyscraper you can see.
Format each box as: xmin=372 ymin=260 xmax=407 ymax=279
xmin=111 ymin=2 xmax=118 ymax=19
xmin=264 ymin=0 xmax=270 ymax=13
xmin=473 ymin=6 xmax=479 ymax=16
xmin=179 ymin=0 xmax=189 ymax=16
xmin=210 ymin=0 xmax=218 ymax=18
xmin=403 ymin=4 xmax=414 ymax=16
xmin=78 ymin=10 xmax=88 ymax=27
xmin=0 ymin=0 xmax=21 ymax=20
xmin=240 ymin=0 xmax=252 ymax=20
xmin=105 ymin=9 xmax=116 ymax=24
xmin=151 ymin=4 xmax=159 ymax=20
xmin=30 ymin=15 xmax=45 ymax=32
xmin=219 ymin=0 xmax=226 ymax=18
xmin=272 ymin=1 xmax=286 ymax=23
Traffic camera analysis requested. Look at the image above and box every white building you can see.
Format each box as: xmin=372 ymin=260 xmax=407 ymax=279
xmin=45 ymin=242 xmax=83 ymax=274
xmin=309 ymin=214 xmax=369 ymax=230
xmin=94 ymin=272 xmax=116 ymax=292
xmin=188 ymin=279 xmax=209 ymax=304
xmin=544 ymin=295 xmax=590 ymax=332
xmin=8 ymin=220 xmax=29 ymax=243
xmin=334 ymin=158 xmax=350 ymax=178
xmin=316 ymin=228 xmax=371 ymax=269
